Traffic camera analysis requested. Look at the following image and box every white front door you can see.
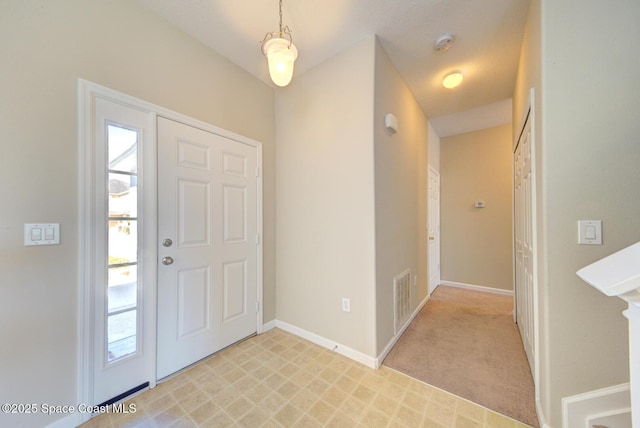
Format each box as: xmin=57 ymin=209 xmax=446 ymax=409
xmin=156 ymin=117 xmax=259 ymax=379
xmin=428 ymin=166 xmax=441 ymax=295
xmin=514 ymin=113 xmax=535 ymax=374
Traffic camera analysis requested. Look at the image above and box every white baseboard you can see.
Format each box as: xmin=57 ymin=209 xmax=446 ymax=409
xmin=273 ymin=320 xmax=378 ymax=369
xmin=440 ymin=280 xmax=514 ymax=296
xmin=267 ymin=294 xmax=431 ymax=371
xmin=44 ymin=413 xmax=81 ymax=428
xmin=562 ymin=383 xmax=631 ymax=428
xmin=536 ymin=399 xmax=552 ymax=428
xmin=262 ymin=319 xmax=277 ymax=332
xmin=376 ymin=294 xmax=430 ymax=367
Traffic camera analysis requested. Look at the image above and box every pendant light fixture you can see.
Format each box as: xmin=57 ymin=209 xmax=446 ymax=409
xmin=260 ymin=0 xmax=298 ymax=87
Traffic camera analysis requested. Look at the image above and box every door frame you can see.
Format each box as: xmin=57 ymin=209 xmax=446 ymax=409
xmin=427 ymin=165 xmax=441 ymax=295
xmin=77 ymin=79 xmax=263 ymax=424
xmin=512 ymin=87 xmax=539 ymax=412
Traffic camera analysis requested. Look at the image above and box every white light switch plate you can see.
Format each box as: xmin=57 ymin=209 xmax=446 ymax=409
xmin=578 ymin=220 xmax=602 ymax=245
xmin=24 ymin=223 xmax=60 ymax=246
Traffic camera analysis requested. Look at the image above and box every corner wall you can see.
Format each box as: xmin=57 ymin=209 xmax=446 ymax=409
xmin=0 ymin=2 xmax=275 ymax=427
xmin=275 ymin=37 xmax=378 ymax=356
xmin=542 ymin=0 xmax=638 ymax=424
xmin=373 ymin=39 xmax=430 ymax=355
xmin=440 ymin=125 xmax=513 ymax=292
xmin=514 ymin=0 xmax=639 ymax=425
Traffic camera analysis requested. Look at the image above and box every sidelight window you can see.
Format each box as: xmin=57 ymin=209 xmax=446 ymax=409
xmin=106 ymin=124 xmax=139 ymax=362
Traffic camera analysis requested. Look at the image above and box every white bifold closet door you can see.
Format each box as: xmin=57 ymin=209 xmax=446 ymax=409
xmin=514 ymin=114 xmax=534 ymax=374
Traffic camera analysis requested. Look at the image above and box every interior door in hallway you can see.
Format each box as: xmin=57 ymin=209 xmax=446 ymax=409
xmin=156 ymin=117 xmax=258 ymax=379
xmin=514 ymin=113 xmax=534 ymax=374
xmin=428 ymin=166 xmax=441 ymax=295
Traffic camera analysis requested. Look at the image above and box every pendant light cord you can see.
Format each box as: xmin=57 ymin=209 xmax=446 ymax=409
xmin=279 ymin=0 xmax=284 ymax=36
xmin=260 ymin=0 xmax=294 ymax=49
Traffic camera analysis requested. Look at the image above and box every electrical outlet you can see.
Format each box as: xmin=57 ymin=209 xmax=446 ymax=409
xmin=342 ymin=298 xmax=351 ymax=313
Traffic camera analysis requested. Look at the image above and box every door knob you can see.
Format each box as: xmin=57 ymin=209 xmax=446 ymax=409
xmin=429 ymin=236 xmax=435 ymax=240
xmin=162 ymin=256 xmax=174 ymax=265
xmin=162 ymin=238 xmax=173 ymax=247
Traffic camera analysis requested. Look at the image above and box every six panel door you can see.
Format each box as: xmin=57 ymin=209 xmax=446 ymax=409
xmin=156 ymin=117 xmax=258 ymax=379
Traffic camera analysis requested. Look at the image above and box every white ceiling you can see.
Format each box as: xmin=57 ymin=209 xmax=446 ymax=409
xmin=137 ymin=0 xmax=530 ymax=136
xmin=431 ymin=98 xmax=513 ymax=138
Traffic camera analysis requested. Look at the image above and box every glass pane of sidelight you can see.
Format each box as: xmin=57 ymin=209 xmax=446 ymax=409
xmin=108 ymin=265 xmax=137 ymax=313
xmin=106 ymin=123 xmax=139 ymax=364
xmin=108 ymin=218 xmax=137 ymax=265
xmin=107 ymin=310 xmax=137 ymax=362
xmin=108 ymin=125 xmax=138 ymax=173
xmin=108 ymin=172 xmax=138 ymax=218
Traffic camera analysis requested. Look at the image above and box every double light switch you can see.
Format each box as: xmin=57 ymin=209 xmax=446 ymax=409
xmin=24 ymin=223 xmax=60 ymax=246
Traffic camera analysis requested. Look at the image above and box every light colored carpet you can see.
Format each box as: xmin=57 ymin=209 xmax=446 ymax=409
xmin=383 ymin=285 xmax=539 ymax=427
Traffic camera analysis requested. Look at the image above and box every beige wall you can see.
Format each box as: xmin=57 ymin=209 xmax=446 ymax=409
xmin=542 ymin=0 xmax=637 ymax=424
xmin=275 ymin=36 xmax=430 ymax=359
xmin=428 ymin=122 xmax=441 ymax=172
xmin=440 ymin=125 xmax=513 ymax=291
xmin=0 ymin=1 xmax=275 ymax=426
xmin=373 ymin=39 xmax=429 ymax=355
xmin=514 ymin=0 xmax=638 ymax=425
xmin=275 ymin=37 xmax=377 ymax=356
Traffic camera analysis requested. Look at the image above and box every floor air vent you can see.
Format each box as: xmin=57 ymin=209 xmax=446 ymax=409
xmin=394 ymin=269 xmax=411 ymax=334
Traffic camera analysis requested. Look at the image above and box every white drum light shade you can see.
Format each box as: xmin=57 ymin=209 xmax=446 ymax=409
xmin=263 ymin=38 xmax=298 ymax=87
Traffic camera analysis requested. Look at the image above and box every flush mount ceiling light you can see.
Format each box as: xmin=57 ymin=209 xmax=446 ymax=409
xmin=260 ymin=0 xmax=298 ymax=87
xmin=442 ymin=72 xmax=463 ymax=89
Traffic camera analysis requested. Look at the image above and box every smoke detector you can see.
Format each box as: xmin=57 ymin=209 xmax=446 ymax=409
xmin=433 ymin=34 xmax=455 ymax=52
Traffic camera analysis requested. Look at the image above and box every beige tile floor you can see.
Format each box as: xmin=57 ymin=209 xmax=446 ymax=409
xmin=81 ymin=329 xmax=532 ymax=428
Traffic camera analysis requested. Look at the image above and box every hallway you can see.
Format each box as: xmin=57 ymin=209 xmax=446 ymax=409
xmin=384 ymin=286 xmax=538 ymax=426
